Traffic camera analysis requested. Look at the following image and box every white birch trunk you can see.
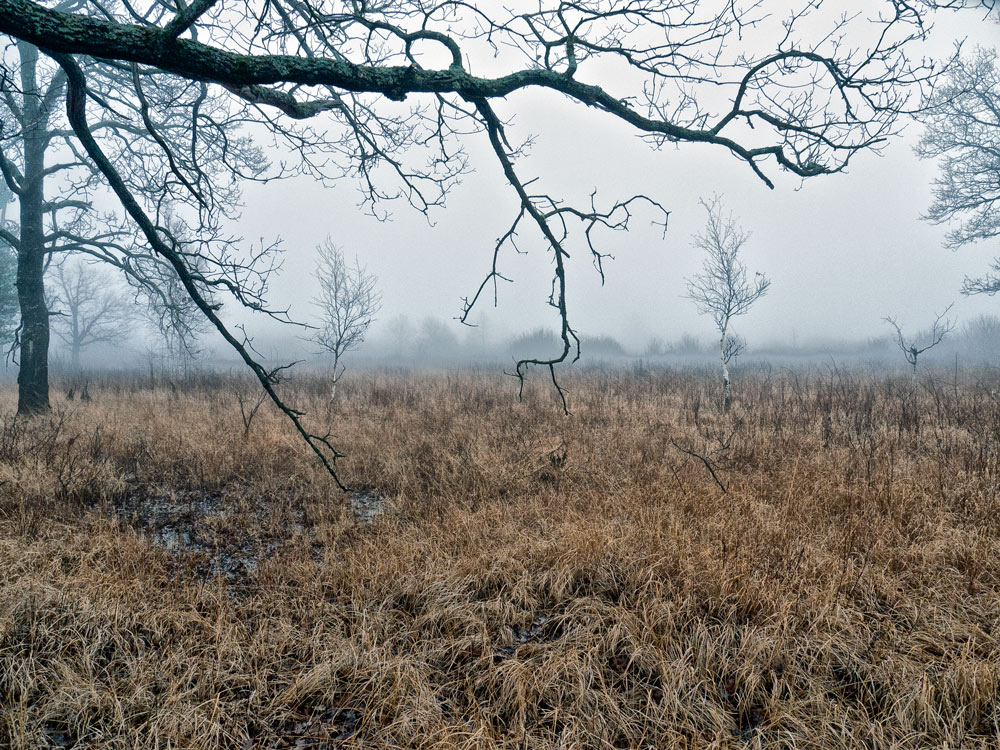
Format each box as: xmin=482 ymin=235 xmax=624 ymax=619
xmin=720 ymin=331 xmax=732 ymax=412
xmin=329 ymin=354 xmax=340 ymax=402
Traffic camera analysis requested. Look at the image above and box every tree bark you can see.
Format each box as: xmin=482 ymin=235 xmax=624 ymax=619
xmin=329 ymin=354 xmax=340 ymax=402
xmin=15 ymin=42 xmax=51 ymax=416
xmin=719 ymin=331 xmax=732 ymax=413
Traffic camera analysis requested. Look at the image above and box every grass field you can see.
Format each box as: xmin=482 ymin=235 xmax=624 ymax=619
xmin=0 ymin=366 xmax=997 ymax=749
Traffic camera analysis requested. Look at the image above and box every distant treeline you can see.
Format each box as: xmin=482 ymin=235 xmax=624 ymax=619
xmin=353 ymin=314 xmax=1000 ymax=368
xmin=25 ymin=312 xmax=1000 ymax=374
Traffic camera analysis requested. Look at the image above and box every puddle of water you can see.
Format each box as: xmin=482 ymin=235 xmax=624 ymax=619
xmin=156 ymin=525 xmax=194 ymax=550
xmin=42 ymin=726 xmax=74 ymax=748
xmin=514 ymin=613 xmax=550 ymax=643
xmin=494 ymin=612 xmax=565 ymax=661
xmin=114 ymin=487 xmax=309 ymax=583
xmin=349 ymin=490 xmax=386 ymax=523
xmin=270 ymin=706 xmax=360 ymax=748
xmin=112 ymin=483 xmax=390 ymax=585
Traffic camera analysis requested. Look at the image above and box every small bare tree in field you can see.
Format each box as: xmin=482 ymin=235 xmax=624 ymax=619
xmin=686 ymin=197 xmax=770 ymax=412
xmin=312 ymin=239 xmax=380 ymax=401
xmin=884 ymin=304 xmax=956 ymax=373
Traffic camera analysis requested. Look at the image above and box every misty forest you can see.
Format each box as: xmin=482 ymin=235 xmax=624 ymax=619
xmin=1 ymin=1 xmax=1000 ymax=747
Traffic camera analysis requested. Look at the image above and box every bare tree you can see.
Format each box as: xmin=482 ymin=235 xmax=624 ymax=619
xmin=49 ymin=259 xmax=133 ymax=371
xmin=0 ymin=39 xmax=269 ymax=414
xmin=917 ymin=47 xmax=1000 ymax=295
xmin=686 ymin=197 xmax=770 ymax=412
xmin=962 ymin=313 xmax=1000 ymax=360
xmin=137 ymin=209 xmax=214 ymax=371
xmin=311 ymin=238 xmax=380 ymax=401
xmin=385 ymin=314 xmax=415 ymax=361
xmin=138 ymin=262 xmax=210 ymax=373
xmin=884 ymin=304 xmax=956 ymax=373
xmin=0 ymin=0 xmax=960 ymax=481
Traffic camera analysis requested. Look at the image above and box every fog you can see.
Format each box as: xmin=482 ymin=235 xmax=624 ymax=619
xmin=228 ymin=12 xmax=999 ymax=362
xmin=26 ymin=7 xmax=1000 ymax=374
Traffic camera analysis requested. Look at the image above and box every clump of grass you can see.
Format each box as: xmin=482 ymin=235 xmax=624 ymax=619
xmin=0 ymin=366 xmax=997 ymax=748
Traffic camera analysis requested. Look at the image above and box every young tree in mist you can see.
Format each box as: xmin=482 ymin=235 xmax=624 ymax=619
xmin=0 ymin=0 xmax=963 ymax=480
xmin=884 ymin=304 xmax=956 ymax=373
xmin=644 ymin=337 xmax=667 ymax=358
xmin=962 ymin=313 xmax=1000 ymax=360
xmin=312 ymin=239 xmax=381 ymax=401
xmin=385 ymin=315 xmax=415 ymax=361
xmin=686 ymin=198 xmax=769 ymax=412
xmin=138 ymin=210 xmax=214 ymax=372
xmin=917 ymin=47 xmax=1000 ymax=295
xmin=49 ymin=259 xmax=134 ymax=371
xmin=140 ymin=269 xmax=211 ymax=375
xmin=416 ymin=317 xmax=461 ymax=361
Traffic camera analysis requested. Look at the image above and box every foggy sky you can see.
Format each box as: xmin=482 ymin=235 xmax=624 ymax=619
xmin=69 ymin=6 xmax=1000 ymax=364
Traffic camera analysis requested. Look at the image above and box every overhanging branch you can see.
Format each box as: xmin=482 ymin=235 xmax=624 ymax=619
xmin=55 ymin=51 xmax=349 ymax=489
xmin=0 ymin=0 xmax=929 ymax=186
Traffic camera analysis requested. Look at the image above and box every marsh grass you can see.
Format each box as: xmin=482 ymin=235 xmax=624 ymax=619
xmin=0 ymin=366 xmax=997 ymax=748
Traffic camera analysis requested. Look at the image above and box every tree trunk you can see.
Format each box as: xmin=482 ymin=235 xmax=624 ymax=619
xmin=16 ymin=211 xmax=50 ymax=415
xmin=329 ymin=354 xmax=340 ymax=402
xmin=719 ymin=332 xmax=732 ymax=413
xmin=15 ymin=43 xmax=51 ymax=416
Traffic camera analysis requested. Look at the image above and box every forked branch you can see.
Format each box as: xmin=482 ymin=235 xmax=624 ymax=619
xmin=883 ymin=303 xmax=956 ymax=372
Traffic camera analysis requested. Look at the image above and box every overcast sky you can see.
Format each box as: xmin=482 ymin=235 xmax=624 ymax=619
xmin=231 ymin=6 xmax=999 ymax=356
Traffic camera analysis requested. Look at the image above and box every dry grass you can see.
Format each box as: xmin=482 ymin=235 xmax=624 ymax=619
xmin=0 ymin=366 xmax=997 ymax=749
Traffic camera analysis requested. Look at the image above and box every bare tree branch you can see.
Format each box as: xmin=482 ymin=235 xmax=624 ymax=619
xmin=57 ymin=52 xmax=350 ymax=488
xmin=0 ymin=0 xmax=964 ymax=472
xmin=917 ymin=47 xmax=1000 ymax=294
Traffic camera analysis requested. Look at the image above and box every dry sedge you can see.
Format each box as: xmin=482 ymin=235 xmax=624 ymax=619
xmin=0 ymin=367 xmax=997 ymax=749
